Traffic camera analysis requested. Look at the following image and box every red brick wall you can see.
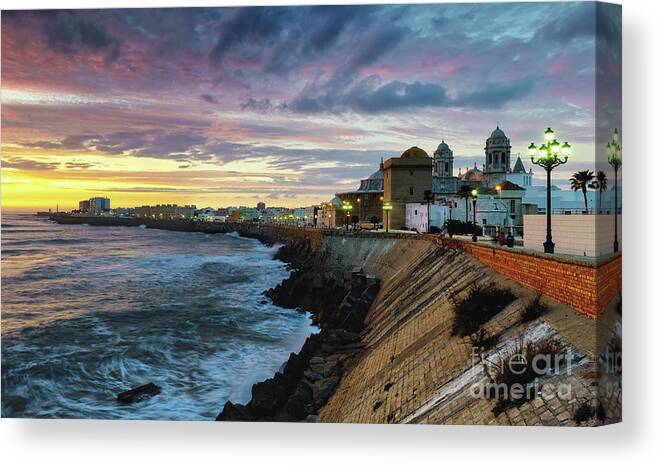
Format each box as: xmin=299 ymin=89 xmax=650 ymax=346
xmin=433 ymin=237 xmax=621 ymax=318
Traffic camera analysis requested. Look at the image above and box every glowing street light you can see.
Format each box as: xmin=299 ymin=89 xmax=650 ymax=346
xmin=471 ymin=189 xmax=478 ymax=242
xmin=382 ymin=202 xmax=393 ymax=233
xmin=529 ymin=127 xmax=572 ymax=254
xmin=341 ymin=200 xmax=353 ymax=230
xmin=607 ymin=128 xmax=622 ymax=253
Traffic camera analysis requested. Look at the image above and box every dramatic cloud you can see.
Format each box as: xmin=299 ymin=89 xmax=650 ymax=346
xmin=3 ymin=157 xmax=61 ymax=171
xmin=1 ymin=3 xmax=621 ymax=208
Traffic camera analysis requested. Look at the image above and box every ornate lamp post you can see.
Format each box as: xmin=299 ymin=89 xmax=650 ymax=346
xmin=471 ymin=189 xmax=478 ymax=242
xmin=607 ymin=128 xmax=622 ymax=253
xmin=528 ymin=127 xmax=572 ymax=254
xmin=382 ymin=202 xmax=393 ymax=233
xmin=341 ymin=201 xmax=353 ymax=231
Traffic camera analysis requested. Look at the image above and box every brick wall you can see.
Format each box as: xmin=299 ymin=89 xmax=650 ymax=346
xmin=434 ymin=237 xmax=621 ymax=318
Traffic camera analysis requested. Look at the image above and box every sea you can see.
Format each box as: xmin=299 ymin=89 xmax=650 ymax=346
xmin=0 ymin=213 xmax=316 ymax=420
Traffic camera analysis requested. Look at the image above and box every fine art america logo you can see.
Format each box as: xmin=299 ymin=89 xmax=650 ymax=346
xmin=469 ymin=343 xmax=575 ymax=404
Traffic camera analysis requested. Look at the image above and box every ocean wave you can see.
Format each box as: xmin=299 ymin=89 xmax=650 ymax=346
xmin=4 ymin=238 xmax=95 ymax=246
xmin=1 ymin=218 xmax=315 ymax=420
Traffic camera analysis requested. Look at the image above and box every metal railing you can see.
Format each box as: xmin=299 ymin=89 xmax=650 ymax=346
xmin=535 ymin=208 xmax=622 ymax=215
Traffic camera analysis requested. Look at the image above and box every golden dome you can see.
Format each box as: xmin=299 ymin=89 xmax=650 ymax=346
xmin=400 ymin=146 xmax=429 ymax=159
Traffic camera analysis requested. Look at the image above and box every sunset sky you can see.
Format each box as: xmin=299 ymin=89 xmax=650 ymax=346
xmin=1 ymin=2 xmax=621 ymax=210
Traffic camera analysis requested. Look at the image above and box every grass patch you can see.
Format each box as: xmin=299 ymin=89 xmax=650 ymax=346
xmin=452 ymin=284 xmax=516 ymax=337
xmin=520 ymin=295 xmax=549 ymax=323
xmin=491 ymin=338 xmax=564 ymax=415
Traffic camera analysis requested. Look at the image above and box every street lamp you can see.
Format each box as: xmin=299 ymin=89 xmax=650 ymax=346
xmin=529 ymin=127 xmax=571 ymax=254
xmin=471 ymin=189 xmax=478 ymax=242
xmin=382 ymin=202 xmax=393 ymax=233
xmin=341 ymin=201 xmax=353 ymax=231
xmin=607 ymin=128 xmax=622 ymax=253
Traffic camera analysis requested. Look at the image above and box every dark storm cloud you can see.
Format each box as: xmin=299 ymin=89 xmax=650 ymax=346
xmin=2 ymin=157 xmax=60 ymax=171
xmin=18 ymin=128 xmax=389 ymax=175
xmin=41 ymin=10 xmax=121 ymax=63
xmin=200 ymin=94 xmax=216 ymax=104
xmin=532 ymin=2 xmax=596 ymax=44
xmin=209 ymin=5 xmax=380 ymax=73
xmin=292 ymin=78 xmax=450 ymax=113
xmin=240 ymin=98 xmax=288 ymax=113
xmin=21 ymin=130 xmax=209 ymax=161
xmin=346 ymin=80 xmax=450 ymax=113
xmin=291 ymin=76 xmax=532 ymax=114
xmin=454 ymin=79 xmax=534 ymax=109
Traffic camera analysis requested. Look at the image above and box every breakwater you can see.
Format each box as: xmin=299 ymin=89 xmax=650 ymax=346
xmin=50 ymin=215 xmax=621 ymax=425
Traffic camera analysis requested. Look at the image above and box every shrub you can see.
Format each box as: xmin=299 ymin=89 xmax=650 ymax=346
xmin=443 ymin=219 xmax=482 ymax=236
xmin=491 ymin=337 xmax=563 ymax=415
xmin=520 ymin=295 xmax=549 ymax=323
xmin=573 ymin=401 xmax=606 ymax=425
xmin=452 ymin=285 xmax=516 ymax=337
xmin=470 ymin=328 xmax=500 ymax=351
xmin=573 ymin=402 xmax=592 ymax=424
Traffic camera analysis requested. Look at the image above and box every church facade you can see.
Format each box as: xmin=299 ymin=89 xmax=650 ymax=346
xmin=332 ymin=125 xmax=535 ymax=232
xmin=432 ymin=125 xmax=534 ymax=198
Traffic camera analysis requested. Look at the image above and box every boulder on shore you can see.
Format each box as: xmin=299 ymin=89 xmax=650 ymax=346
xmin=117 ymin=382 xmax=161 ymax=404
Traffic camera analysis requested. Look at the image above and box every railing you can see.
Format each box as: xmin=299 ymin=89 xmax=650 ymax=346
xmin=535 ymin=208 xmax=622 ymax=215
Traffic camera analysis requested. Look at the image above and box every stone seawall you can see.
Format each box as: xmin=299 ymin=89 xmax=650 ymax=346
xmin=308 ymin=235 xmax=621 ymax=425
xmin=51 ymin=215 xmax=621 ymax=425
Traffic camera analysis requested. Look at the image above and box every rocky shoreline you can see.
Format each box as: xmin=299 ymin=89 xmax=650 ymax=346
xmin=49 ymin=215 xmax=379 ymax=422
xmin=218 ymin=246 xmax=380 ymax=422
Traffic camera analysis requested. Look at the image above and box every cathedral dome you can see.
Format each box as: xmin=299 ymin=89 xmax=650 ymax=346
xmin=490 ymin=126 xmax=506 ymax=140
xmin=400 ymin=146 xmax=429 ymax=158
xmin=436 ymin=141 xmax=449 ymax=152
xmin=461 ymin=163 xmax=483 ymax=182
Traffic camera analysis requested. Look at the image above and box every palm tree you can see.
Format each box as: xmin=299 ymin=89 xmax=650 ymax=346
xmin=589 ymin=170 xmax=608 ymax=213
xmin=569 ymin=170 xmax=594 ymax=212
xmin=457 ymin=185 xmax=474 ymax=223
xmin=423 ymin=190 xmax=433 ymax=232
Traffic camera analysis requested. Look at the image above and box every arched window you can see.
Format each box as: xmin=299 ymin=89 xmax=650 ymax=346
xmin=488 ymin=153 xmax=492 ymax=164
xmin=444 ymin=162 xmax=449 ymax=174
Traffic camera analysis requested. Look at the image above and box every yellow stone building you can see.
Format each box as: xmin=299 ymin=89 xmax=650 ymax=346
xmin=383 ymin=147 xmax=433 ymax=230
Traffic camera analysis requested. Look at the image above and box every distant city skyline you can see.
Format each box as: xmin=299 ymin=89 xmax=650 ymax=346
xmin=2 ymin=3 xmax=621 ymax=210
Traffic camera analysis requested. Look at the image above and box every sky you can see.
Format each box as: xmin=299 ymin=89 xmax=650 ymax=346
xmin=1 ymin=2 xmax=621 ymax=210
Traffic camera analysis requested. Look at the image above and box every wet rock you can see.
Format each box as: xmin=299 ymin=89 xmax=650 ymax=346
xmin=311 ymin=375 xmax=340 ymax=408
xmin=216 ymin=401 xmax=254 ymax=422
xmin=117 ymin=382 xmax=160 ymax=404
xmin=217 ymin=262 xmax=380 ymax=422
xmin=249 ymin=374 xmax=291 ymax=417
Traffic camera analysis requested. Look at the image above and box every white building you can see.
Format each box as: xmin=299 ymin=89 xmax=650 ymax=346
xmin=197 ymin=207 xmax=226 ymax=222
xmin=88 ymin=197 xmax=110 ymax=215
xmin=405 ymin=203 xmax=449 ymax=232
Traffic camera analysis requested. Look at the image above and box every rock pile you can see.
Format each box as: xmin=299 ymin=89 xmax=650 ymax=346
xmin=217 ymin=269 xmax=379 ymax=422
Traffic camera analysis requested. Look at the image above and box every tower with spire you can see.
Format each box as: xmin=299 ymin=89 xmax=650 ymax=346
xmin=432 ymin=140 xmax=458 ymax=195
xmin=483 ymin=124 xmax=512 ymax=186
